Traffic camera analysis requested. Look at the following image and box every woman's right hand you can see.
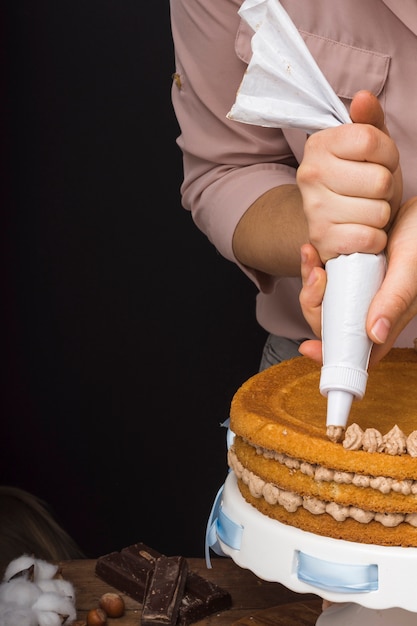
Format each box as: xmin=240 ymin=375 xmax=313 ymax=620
xmin=296 ymin=90 xmax=402 ymax=265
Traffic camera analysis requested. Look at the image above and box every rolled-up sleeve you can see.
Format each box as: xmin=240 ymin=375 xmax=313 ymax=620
xmin=170 ymin=0 xmax=298 ymax=278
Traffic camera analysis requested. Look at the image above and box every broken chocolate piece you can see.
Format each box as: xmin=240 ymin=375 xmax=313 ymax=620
xmin=121 ymin=543 xmax=232 ymax=617
xmin=141 ymin=555 xmax=188 ymax=625
xmin=182 ymin=570 xmax=232 ymax=615
xmin=95 ymin=542 xmax=232 ymax=625
xmin=176 ymin=592 xmax=206 ymax=626
xmin=95 ymin=550 xmax=149 ymax=602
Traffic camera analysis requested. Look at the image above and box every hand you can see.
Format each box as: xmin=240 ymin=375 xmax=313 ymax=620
xmin=298 ymin=91 xmax=410 ymax=367
xmin=299 ymin=196 xmax=417 ymax=366
xmin=296 ymin=90 xmax=402 ymax=264
xmin=366 ymin=195 xmax=417 ymax=362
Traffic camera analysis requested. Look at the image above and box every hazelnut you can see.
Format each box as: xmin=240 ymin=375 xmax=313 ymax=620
xmin=99 ymin=591 xmax=125 ymax=618
xmin=86 ymin=607 xmax=107 ymax=626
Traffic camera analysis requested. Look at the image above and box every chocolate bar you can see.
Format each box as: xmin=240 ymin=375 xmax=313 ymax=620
xmin=182 ymin=570 xmax=232 ymax=616
xmin=95 ymin=550 xmax=148 ymax=602
xmin=121 ymin=542 xmax=232 ymax=623
xmin=141 ymin=556 xmax=188 ymax=625
xmin=95 ymin=542 xmax=232 ymax=625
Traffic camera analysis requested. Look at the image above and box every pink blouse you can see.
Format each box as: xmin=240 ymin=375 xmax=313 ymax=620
xmin=170 ymin=0 xmax=417 ymax=346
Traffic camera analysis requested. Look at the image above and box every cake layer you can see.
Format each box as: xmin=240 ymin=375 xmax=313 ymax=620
xmin=237 ymin=479 xmax=417 ymax=547
xmin=230 ymin=349 xmax=417 ymax=479
xmin=232 ymin=437 xmax=417 ymax=514
xmin=228 ymin=348 xmax=417 ymax=548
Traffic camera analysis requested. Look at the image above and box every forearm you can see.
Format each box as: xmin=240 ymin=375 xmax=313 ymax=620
xmin=232 ymin=184 xmax=309 ymax=278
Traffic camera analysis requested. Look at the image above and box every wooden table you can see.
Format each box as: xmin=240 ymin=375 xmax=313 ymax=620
xmin=59 ymin=557 xmax=322 ymax=625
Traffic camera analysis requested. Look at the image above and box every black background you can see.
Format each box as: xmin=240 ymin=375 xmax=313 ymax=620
xmin=2 ymin=1 xmax=266 ymax=558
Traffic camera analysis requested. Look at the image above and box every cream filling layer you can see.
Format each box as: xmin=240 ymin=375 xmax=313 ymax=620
xmin=228 ymin=447 xmax=417 ymax=528
xmin=253 ymin=442 xmax=417 ymax=496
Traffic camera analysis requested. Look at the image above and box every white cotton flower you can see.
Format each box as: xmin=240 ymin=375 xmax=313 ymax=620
xmin=4 ymin=554 xmax=60 ymax=583
xmin=35 ymin=611 xmax=68 ymax=626
xmin=32 ymin=591 xmax=76 ymax=624
xmin=0 ymin=607 xmax=37 ymax=626
xmin=3 ymin=555 xmax=36 ymax=582
xmin=0 ymin=579 xmax=41 ymax=607
xmin=0 ymin=556 xmax=76 ymax=625
xmin=32 ymin=559 xmax=59 ymax=582
xmin=37 ymin=578 xmax=75 ymax=601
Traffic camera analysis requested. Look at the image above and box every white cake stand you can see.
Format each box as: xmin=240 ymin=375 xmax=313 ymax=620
xmin=215 ymin=471 xmax=417 ymax=619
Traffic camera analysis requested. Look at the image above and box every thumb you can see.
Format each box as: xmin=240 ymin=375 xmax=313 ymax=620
xmin=349 ymin=90 xmax=386 ymax=132
xmin=367 ymin=252 xmax=417 ymax=354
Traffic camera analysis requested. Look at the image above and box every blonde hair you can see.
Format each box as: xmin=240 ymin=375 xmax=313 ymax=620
xmin=0 ymin=486 xmax=85 ymax=562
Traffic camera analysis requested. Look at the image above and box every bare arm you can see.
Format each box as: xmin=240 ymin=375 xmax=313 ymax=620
xmin=232 ymin=184 xmax=308 ymax=278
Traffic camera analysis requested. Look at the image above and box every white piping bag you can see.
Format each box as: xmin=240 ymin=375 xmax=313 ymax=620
xmin=227 ymin=0 xmax=387 ymax=429
xmin=228 ymin=0 xmax=350 ymax=131
xmin=320 ymin=253 xmax=386 ymax=428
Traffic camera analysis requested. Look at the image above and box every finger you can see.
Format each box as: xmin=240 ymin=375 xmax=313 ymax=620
xmin=349 ymin=90 xmax=386 ymax=130
xmin=300 ymin=244 xmax=326 ymax=338
xmin=299 ymin=266 xmax=326 ymax=337
xmin=309 ymin=220 xmax=388 ymax=262
xmin=367 ymin=250 xmax=417 ymax=353
xmin=303 ymin=124 xmax=399 ymax=190
xmin=298 ymin=339 xmax=323 ymax=364
xmin=348 ymin=91 xmax=402 ymax=233
xmin=300 ymin=243 xmax=322 ymax=282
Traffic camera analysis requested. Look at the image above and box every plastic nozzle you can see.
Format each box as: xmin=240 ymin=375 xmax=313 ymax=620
xmin=325 ymin=389 xmax=354 ymax=428
xmin=320 ymin=363 xmax=368 ymax=428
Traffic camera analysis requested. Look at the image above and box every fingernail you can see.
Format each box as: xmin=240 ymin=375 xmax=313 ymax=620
xmin=370 ymin=317 xmax=391 ymax=343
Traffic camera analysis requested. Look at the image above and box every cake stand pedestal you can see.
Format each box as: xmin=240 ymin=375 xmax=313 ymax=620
xmin=214 ymin=472 xmax=417 ymax=621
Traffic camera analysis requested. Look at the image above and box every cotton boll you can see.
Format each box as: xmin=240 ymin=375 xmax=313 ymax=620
xmin=0 ymin=556 xmax=76 ymax=625
xmin=32 ymin=558 xmax=60 ymax=582
xmin=0 ymin=606 xmax=37 ymax=626
xmin=3 ymin=554 xmax=36 ymax=582
xmin=32 ymin=591 xmax=76 ymax=625
xmin=0 ymin=579 xmax=41 ymax=607
xmin=38 ymin=578 xmax=75 ymax=602
xmin=34 ymin=612 xmax=64 ymax=626
xmin=35 ymin=611 xmax=67 ymax=626
xmin=5 ymin=555 xmax=60 ymax=583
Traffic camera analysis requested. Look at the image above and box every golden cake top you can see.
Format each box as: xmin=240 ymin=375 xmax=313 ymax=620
xmin=230 ymin=348 xmax=417 ymax=480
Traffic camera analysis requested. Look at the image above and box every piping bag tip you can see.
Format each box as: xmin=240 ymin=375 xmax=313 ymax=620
xmin=325 ymin=389 xmax=354 ymax=428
